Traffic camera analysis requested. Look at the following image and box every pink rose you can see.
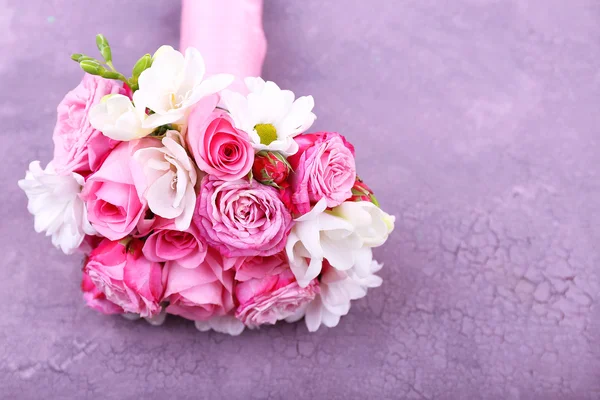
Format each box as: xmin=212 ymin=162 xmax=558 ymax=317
xmin=52 ymin=74 xmax=125 ymax=177
xmin=81 ymin=269 xmax=124 ymax=315
xmin=194 ymin=175 xmax=293 ymax=257
xmin=163 ymin=249 xmax=235 ymax=321
xmin=235 ymin=268 xmax=319 ymax=327
xmin=142 ymin=218 xmax=207 ymax=269
xmin=233 ymin=252 xmax=288 ymax=282
xmin=288 ymin=132 xmax=357 ymax=214
xmin=84 ymin=239 xmax=165 ymax=317
xmin=81 ymin=142 xmax=147 ymax=240
xmin=187 ymin=101 xmax=254 ymax=181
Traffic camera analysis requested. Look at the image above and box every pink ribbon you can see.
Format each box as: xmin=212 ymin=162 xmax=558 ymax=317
xmin=180 ymin=0 xmax=267 ymax=94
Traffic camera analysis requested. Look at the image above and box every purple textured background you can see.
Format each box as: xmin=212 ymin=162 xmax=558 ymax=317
xmin=1 ymin=1 xmax=599 ymax=399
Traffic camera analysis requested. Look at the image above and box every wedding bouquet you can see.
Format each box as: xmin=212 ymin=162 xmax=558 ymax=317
xmin=18 ymin=35 xmax=394 ymax=335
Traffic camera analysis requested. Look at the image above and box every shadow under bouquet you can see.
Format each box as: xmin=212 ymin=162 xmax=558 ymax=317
xmin=18 ymin=33 xmax=394 ymax=335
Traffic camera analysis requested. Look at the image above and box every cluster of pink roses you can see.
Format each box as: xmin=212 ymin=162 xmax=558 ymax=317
xmin=20 ymin=41 xmax=394 ymax=334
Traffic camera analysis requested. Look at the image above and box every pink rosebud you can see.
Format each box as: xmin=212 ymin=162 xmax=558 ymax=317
xmin=84 ymin=239 xmax=165 ymax=318
xmin=81 ymin=142 xmax=147 ymax=241
xmin=288 ymin=132 xmax=357 ymax=215
xmin=52 ymin=74 xmax=125 ymax=177
xmin=81 ymin=269 xmax=124 ymax=315
xmin=194 ymin=175 xmax=293 ymax=257
xmin=187 ymin=98 xmax=254 ymax=181
xmin=252 ymin=151 xmax=291 ymax=188
xmin=142 ymin=218 xmax=207 ymax=269
xmin=349 ymin=176 xmax=379 ymax=205
xmin=163 ymin=249 xmax=235 ymax=321
xmin=235 ymin=268 xmax=319 ymax=328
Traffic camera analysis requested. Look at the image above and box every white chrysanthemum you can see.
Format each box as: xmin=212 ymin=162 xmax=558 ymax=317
xmin=135 ymin=45 xmax=234 ymax=128
xmin=18 ymin=161 xmax=95 ymax=254
xmin=285 ymin=199 xmax=393 ymax=286
xmin=287 ymin=259 xmax=383 ymax=332
xmin=195 ymin=315 xmax=245 ymax=336
xmin=221 ymin=77 xmax=316 ymax=155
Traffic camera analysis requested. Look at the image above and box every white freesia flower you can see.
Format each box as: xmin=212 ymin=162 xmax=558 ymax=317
xmin=133 ymin=130 xmax=197 ymax=231
xmin=293 ymin=259 xmax=383 ymax=332
xmin=135 ymin=45 xmax=234 ymax=128
xmin=221 ymin=77 xmax=316 ymax=155
xmin=332 ymin=201 xmax=395 ymax=247
xmin=286 ymin=199 xmax=393 ymax=286
xmin=285 ymin=198 xmax=358 ymax=287
xmin=18 ymin=161 xmax=95 ymax=254
xmin=89 ymin=93 xmax=152 ymax=141
xmin=195 ymin=315 xmax=245 ymax=336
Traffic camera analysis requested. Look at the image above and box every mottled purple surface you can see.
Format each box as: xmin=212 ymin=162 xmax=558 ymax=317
xmin=1 ymin=0 xmax=599 ymax=399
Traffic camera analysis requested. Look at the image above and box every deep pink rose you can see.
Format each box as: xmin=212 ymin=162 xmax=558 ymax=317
xmin=81 ymin=142 xmax=147 ymax=240
xmin=235 ymin=268 xmax=319 ymax=327
xmin=187 ymin=102 xmax=254 ymax=181
xmin=81 ymin=269 xmax=124 ymax=315
xmin=52 ymin=74 xmax=125 ymax=177
xmin=142 ymin=218 xmax=207 ymax=269
xmin=163 ymin=249 xmax=235 ymax=321
xmin=288 ymin=132 xmax=357 ymax=214
xmin=84 ymin=239 xmax=165 ymax=317
xmin=233 ymin=252 xmax=288 ymax=282
xmin=194 ymin=175 xmax=293 ymax=257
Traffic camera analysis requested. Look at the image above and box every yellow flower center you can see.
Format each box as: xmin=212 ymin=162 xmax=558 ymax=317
xmin=254 ymin=123 xmax=278 ymax=145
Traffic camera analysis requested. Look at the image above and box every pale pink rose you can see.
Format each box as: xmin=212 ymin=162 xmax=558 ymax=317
xmin=233 ymin=252 xmax=288 ymax=282
xmin=131 ymin=131 xmax=198 ymax=231
xmin=84 ymin=239 xmax=165 ymax=318
xmin=52 ymin=74 xmax=125 ymax=177
xmin=194 ymin=175 xmax=292 ymax=257
xmin=81 ymin=142 xmax=147 ymax=240
xmin=288 ymin=132 xmax=356 ymax=214
xmin=81 ymin=269 xmax=123 ymax=315
xmin=235 ymin=268 xmax=319 ymax=327
xmin=187 ymin=102 xmax=254 ymax=181
xmin=142 ymin=218 xmax=207 ymax=269
xmin=163 ymin=249 xmax=235 ymax=321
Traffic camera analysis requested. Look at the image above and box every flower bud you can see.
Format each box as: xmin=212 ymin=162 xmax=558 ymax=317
xmin=95 ymin=34 xmax=112 ymax=63
xmin=132 ymin=54 xmax=152 ymax=79
xmin=350 ymin=177 xmax=379 ymax=206
xmin=79 ymin=60 xmax=104 ymax=75
xmin=252 ymin=151 xmax=291 ymax=188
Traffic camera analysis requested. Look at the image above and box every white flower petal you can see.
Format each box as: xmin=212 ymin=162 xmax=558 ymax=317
xmin=18 ymin=162 xmax=90 ymax=254
xmin=195 ymin=315 xmax=245 ymax=336
xmin=137 ymin=46 xmax=232 ymax=126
